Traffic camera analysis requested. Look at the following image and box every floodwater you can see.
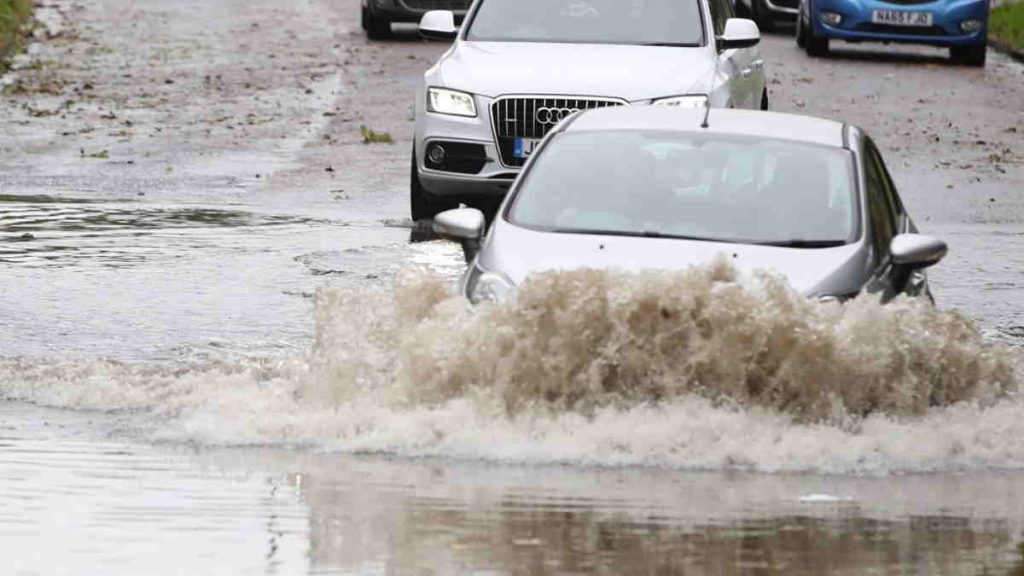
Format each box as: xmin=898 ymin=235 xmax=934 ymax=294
xmin=2 ymin=0 xmax=1024 ymax=574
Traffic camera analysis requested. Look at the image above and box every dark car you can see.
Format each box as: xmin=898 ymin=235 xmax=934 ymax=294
xmin=362 ymin=0 xmax=473 ymax=39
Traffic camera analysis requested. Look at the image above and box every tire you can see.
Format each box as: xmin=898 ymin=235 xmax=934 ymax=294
xmin=951 ymin=44 xmax=986 ymax=67
xmin=410 ymin=152 xmax=453 ymax=222
xmin=806 ymin=21 xmax=830 ymax=57
xmin=796 ymin=9 xmax=810 ymax=48
xmin=361 ymin=4 xmax=391 ymax=40
xmin=751 ymin=0 xmax=776 ymax=33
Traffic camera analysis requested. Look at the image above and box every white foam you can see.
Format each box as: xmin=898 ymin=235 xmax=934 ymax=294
xmin=1 ymin=264 xmax=1020 ymax=475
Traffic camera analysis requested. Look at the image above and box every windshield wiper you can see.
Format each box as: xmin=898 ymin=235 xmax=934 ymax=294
xmin=641 ymin=42 xmax=702 ymax=47
xmin=640 ymin=230 xmax=716 ymax=242
xmin=758 ymin=240 xmax=848 ymax=248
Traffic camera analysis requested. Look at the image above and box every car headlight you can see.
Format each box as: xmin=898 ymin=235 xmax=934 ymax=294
xmin=960 ymin=19 xmax=982 ymax=33
xmin=652 ymin=95 xmax=708 ymax=109
xmin=427 ymin=87 xmax=477 ymax=117
xmin=820 ymin=11 xmax=842 ymax=25
xmin=467 ymin=269 xmax=516 ymax=305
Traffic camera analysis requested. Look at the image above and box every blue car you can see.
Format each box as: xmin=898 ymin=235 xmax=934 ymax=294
xmin=795 ymin=0 xmax=989 ymax=66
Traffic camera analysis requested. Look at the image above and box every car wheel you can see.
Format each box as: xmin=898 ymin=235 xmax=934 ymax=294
xmin=362 ymin=4 xmax=392 ymax=40
xmin=752 ymin=0 xmax=776 ymax=33
xmin=951 ymin=44 xmax=986 ymax=67
xmin=806 ymin=27 xmax=829 ymax=57
xmin=410 ymin=152 xmax=454 ymax=222
xmin=796 ymin=10 xmax=809 ymax=47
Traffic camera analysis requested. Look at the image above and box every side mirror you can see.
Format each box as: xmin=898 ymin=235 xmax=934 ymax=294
xmin=890 ymin=234 xmax=947 ymax=270
xmin=717 ymin=18 xmax=760 ymax=51
xmin=433 ymin=208 xmax=485 ymax=263
xmin=420 ymin=10 xmax=458 ymax=41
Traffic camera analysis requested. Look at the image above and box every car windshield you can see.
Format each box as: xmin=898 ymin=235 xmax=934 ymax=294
xmin=508 ymin=131 xmax=860 ymax=246
xmin=465 ymin=0 xmax=704 ymax=46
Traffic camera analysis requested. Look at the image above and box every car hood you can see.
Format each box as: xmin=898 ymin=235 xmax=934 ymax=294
xmin=438 ymin=41 xmax=716 ymax=101
xmin=480 ymin=224 xmax=869 ymax=296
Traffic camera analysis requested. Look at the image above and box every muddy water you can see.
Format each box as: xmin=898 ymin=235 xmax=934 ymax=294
xmin=2 ymin=0 xmax=1024 ymax=574
xmin=6 ymin=404 xmax=1024 ymax=575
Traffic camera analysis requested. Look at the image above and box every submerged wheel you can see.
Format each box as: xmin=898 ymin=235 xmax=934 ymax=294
xmin=410 ymin=152 xmax=453 ymax=222
xmin=362 ymin=4 xmax=392 ymax=39
xmin=951 ymin=44 xmax=987 ymax=67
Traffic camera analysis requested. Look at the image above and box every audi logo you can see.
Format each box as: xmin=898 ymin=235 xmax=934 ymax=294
xmin=535 ymin=107 xmax=580 ymax=125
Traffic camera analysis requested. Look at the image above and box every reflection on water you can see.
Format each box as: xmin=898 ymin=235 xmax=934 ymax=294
xmin=0 ymin=404 xmax=310 ymax=576
xmin=0 ymin=194 xmax=324 ymax=267
xmin=212 ymin=448 xmax=1024 ymax=575
xmin=7 ymin=404 xmax=1024 ymax=574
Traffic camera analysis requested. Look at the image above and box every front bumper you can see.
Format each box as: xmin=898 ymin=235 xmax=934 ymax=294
xmin=811 ymin=0 xmax=989 ymax=46
xmin=368 ymin=0 xmax=469 ymax=23
xmin=415 ymin=93 xmax=521 ymax=198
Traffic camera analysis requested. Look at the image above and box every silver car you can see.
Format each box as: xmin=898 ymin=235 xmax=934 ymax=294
xmin=411 ymin=0 xmax=767 ymax=220
xmin=432 ymin=107 xmax=947 ymax=304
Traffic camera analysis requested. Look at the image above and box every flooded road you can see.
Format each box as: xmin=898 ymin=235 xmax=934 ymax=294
xmin=1 ymin=0 xmax=1024 ymax=573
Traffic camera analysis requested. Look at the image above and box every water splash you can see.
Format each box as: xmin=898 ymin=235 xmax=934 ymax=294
xmin=1 ymin=263 xmax=1021 ymax=474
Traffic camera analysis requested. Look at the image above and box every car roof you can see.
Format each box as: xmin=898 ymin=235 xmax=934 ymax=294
xmin=564 ymin=107 xmax=848 ymax=148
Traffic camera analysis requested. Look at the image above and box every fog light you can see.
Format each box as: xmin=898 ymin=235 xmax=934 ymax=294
xmin=960 ymin=19 xmax=982 ymax=33
xmin=427 ymin=144 xmax=446 ymax=165
xmin=820 ymin=11 xmax=842 ymax=26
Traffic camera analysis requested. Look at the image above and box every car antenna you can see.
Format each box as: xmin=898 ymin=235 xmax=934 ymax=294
xmin=700 ymin=97 xmax=711 ymax=129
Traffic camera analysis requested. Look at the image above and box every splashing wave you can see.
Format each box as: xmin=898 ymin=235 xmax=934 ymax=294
xmin=2 ymin=263 xmax=1021 ymax=474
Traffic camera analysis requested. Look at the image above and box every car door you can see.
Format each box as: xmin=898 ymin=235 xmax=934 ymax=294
xmin=710 ymin=0 xmax=760 ymax=108
xmin=862 ymin=139 xmax=920 ymax=300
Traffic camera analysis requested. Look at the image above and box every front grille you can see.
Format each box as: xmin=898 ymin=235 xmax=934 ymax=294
xmin=490 ymin=96 xmax=625 ymax=167
xmin=854 ymin=22 xmax=947 ymax=36
xmin=400 ymin=0 xmax=472 ymax=11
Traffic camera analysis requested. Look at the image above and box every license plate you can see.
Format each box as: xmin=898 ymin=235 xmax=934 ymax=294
xmin=513 ymin=138 xmax=542 ymax=159
xmin=871 ymin=9 xmax=933 ymax=26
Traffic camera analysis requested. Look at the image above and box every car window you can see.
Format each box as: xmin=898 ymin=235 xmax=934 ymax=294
xmin=865 ymin=139 xmax=905 ymax=227
xmin=509 ymin=130 xmax=859 ymax=246
xmin=864 ymin=143 xmax=897 ymax=259
xmin=466 ymin=0 xmax=705 ymax=47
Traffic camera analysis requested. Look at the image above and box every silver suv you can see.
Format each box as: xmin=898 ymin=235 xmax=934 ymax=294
xmin=411 ymin=0 xmax=767 ymax=220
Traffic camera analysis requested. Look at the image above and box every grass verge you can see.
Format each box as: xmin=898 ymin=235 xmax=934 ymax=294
xmin=991 ymin=0 xmax=1024 ymax=50
xmin=0 ymin=0 xmax=33 ymax=68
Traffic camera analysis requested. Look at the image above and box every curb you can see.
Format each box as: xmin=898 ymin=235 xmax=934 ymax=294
xmin=989 ymin=38 xmax=1024 ymax=64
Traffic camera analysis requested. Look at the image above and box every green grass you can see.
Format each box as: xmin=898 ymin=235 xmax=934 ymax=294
xmin=991 ymin=0 xmax=1024 ymax=50
xmin=0 ymin=0 xmax=33 ymax=60
xmin=359 ymin=125 xmax=394 ymax=144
